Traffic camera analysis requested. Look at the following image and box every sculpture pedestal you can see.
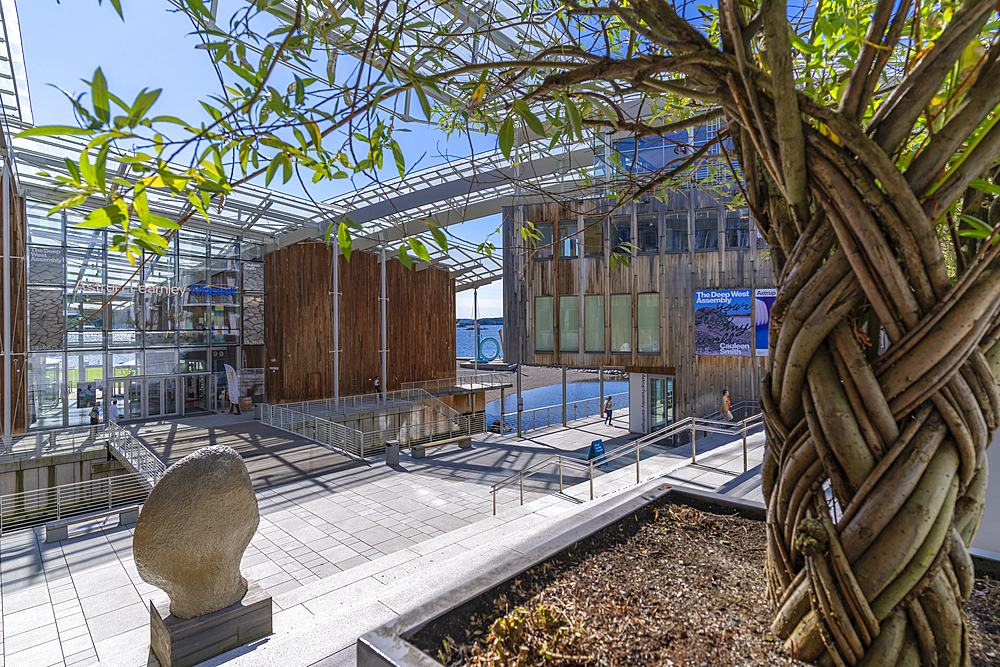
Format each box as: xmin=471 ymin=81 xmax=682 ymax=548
xmin=149 ymin=579 xmax=271 ymax=667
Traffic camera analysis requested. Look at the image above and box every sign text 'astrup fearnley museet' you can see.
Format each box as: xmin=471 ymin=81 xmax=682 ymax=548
xmin=72 ymin=279 xmax=238 ymax=297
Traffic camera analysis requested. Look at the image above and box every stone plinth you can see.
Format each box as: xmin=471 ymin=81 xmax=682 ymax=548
xmin=149 ymin=579 xmax=271 ymax=667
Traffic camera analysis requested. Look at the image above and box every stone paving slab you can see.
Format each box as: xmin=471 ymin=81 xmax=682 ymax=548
xmin=0 ymin=407 xmax=766 ymax=667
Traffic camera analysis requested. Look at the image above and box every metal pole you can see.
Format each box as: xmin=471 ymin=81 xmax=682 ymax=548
xmin=493 ymin=489 xmax=496 ymax=515
xmin=599 ymin=366 xmax=604 ymax=416
xmin=562 ymin=365 xmax=567 ymax=426
xmin=516 ymin=364 xmax=522 ymax=438
xmin=499 ymin=386 xmax=505 ymax=434
xmin=589 ymin=463 xmax=594 ymax=500
xmin=636 ymin=447 xmax=640 ymax=483
xmin=380 ymin=243 xmax=387 ymax=402
xmin=743 ymin=429 xmax=748 ymax=473
xmin=2 ymin=165 xmax=11 ymax=449
xmin=558 ymin=460 xmax=563 ymax=493
xmin=692 ymin=424 xmax=697 ymax=464
xmin=519 ymin=475 xmax=523 ymax=505
xmin=333 ymin=245 xmax=340 ymax=401
xmin=474 ymin=288 xmax=479 ymax=373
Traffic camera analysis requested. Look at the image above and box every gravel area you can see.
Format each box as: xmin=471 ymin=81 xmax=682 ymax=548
xmin=413 ymin=501 xmax=1000 ymax=667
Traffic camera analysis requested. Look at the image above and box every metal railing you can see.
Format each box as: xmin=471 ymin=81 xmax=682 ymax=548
xmin=0 ymin=473 xmax=150 ymax=535
xmin=489 ymin=392 xmax=629 ymax=436
xmin=402 ymin=373 xmax=513 ymax=393
xmin=283 ymin=387 xmax=460 ymax=420
xmin=107 ymin=422 xmax=167 ymax=489
xmin=263 ymin=403 xmax=365 ymax=457
xmin=490 ymin=401 xmax=763 ymax=514
xmin=263 ymin=403 xmax=487 ymax=459
xmin=0 ymin=424 xmax=109 ymax=463
xmin=361 ymin=412 xmax=486 ymax=454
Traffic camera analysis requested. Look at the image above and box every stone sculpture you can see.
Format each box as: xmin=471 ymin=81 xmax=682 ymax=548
xmin=133 ymin=445 xmax=259 ymax=620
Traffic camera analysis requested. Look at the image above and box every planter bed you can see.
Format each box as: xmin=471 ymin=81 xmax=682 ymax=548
xmin=365 ymin=489 xmax=1000 ymax=667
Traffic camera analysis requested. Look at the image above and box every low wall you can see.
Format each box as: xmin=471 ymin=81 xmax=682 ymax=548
xmin=0 ymin=448 xmax=130 ymax=497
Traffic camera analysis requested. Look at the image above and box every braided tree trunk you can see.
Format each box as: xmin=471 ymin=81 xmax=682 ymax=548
xmin=725 ymin=5 xmax=1000 ymax=667
xmin=636 ymin=1 xmax=1000 ymax=665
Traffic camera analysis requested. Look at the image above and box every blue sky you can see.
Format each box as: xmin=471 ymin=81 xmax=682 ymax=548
xmin=17 ymin=0 xmax=505 ymax=317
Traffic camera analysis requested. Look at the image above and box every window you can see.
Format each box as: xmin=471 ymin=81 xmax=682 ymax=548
xmin=611 ymin=216 xmax=631 ymax=254
xmin=559 ymin=296 xmax=580 ymax=352
xmin=585 ymin=295 xmax=604 ymax=352
xmin=638 ymin=294 xmax=660 ymax=353
xmin=664 ymin=212 xmax=688 ymax=252
xmin=610 ymin=295 xmax=632 ymax=353
xmin=530 ymin=223 xmax=553 ymax=259
xmin=559 ymin=222 xmax=578 ymax=258
xmin=637 ymin=215 xmax=658 ymax=254
xmin=694 ymin=209 xmax=719 ymax=250
xmin=535 ymin=296 xmax=554 ymax=352
xmin=27 ymin=203 xmax=63 ymax=246
xmin=726 ymin=208 xmax=751 ymax=248
xmin=583 ymin=218 xmax=604 ymax=257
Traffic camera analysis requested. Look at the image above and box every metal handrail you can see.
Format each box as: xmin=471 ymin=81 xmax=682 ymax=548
xmin=107 ymin=422 xmax=167 ymax=490
xmin=401 ymin=373 xmax=513 ymax=393
xmin=0 ymin=473 xmax=150 ymax=535
xmin=0 ymin=424 xmax=108 ymax=463
xmin=284 ymin=387 xmax=461 ymax=421
xmin=490 ymin=403 xmax=764 ymax=514
xmin=491 ymin=391 xmax=629 ymax=436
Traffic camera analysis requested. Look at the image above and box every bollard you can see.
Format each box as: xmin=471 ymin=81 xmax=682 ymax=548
xmin=743 ymin=430 xmax=748 ymax=472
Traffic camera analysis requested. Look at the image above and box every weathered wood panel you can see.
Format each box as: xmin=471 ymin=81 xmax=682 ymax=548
xmin=0 ymin=188 xmax=27 ymax=435
xmin=265 ymin=244 xmax=455 ymax=403
xmin=503 ymin=195 xmax=776 ymax=421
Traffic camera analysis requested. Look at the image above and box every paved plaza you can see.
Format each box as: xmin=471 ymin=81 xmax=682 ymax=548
xmin=0 ymin=409 xmax=765 ymax=667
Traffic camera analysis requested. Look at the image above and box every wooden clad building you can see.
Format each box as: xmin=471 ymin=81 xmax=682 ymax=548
xmin=0 ymin=172 xmax=27 ymax=438
xmin=502 ymin=193 xmax=775 ymax=430
xmin=264 ymin=243 xmax=456 ymax=403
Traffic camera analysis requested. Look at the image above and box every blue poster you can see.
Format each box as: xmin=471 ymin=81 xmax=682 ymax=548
xmin=755 ymin=289 xmax=777 ymax=357
xmin=695 ymin=290 xmax=752 ymax=356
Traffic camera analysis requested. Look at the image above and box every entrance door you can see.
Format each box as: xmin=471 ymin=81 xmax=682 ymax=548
xmin=164 ymin=378 xmax=179 ymax=416
xmin=128 ymin=380 xmax=144 ymax=420
xmin=109 ymin=379 xmax=127 ymax=422
xmin=147 ymin=379 xmax=162 ymax=418
xmin=649 ymin=376 xmax=674 ymax=431
xmin=185 ymin=375 xmax=209 ymax=413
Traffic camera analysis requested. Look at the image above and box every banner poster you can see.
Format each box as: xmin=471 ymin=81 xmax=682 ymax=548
xmin=694 ymin=290 xmax=752 ymax=356
xmin=754 ymin=288 xmax=778 ymax=357
xmin=224 ymin=364 xmax=240 ymax=405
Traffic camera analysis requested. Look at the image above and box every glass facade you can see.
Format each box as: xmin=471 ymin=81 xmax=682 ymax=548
xmin=24 ymin=200 xmax=266 ymax=429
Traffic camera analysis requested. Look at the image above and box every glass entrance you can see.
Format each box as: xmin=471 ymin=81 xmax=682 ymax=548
xmin=128 ymin=380 xmax=144 ymax=420
xmin=649 ymin=376 xmax=674 ymax=431
xmin=164 ymin=378 xmax=178 ymax=416
xmin=108 ymin=375 xmax=183 ymax=421
xmin=185 ymin=375 xmax=209 ymax=413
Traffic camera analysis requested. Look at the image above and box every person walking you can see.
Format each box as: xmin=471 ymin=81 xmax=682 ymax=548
xmin=373 ymin=376 xmax=382 ymax=398
xmin=720 ymin=389 xmax=733 ymax=422
xmin=604 ymin=395 xmax=614 ymax=426
xmin=88 ymin=403 xmax=100 ymax=440
xmin=109 ymin=399 xmax=120 ymax=424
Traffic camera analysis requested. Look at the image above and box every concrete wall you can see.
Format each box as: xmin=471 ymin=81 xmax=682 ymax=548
xmin=0 ymin=449 xmax=129 ymax=497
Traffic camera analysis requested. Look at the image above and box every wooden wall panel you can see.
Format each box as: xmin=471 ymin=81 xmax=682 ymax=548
xmin=265 ymin=244 xmax=455 ymax=403
xmin=0 ymin=190 xmax=27 ymax=435
xmin=503 ymin=195 xmax=777 ymax=421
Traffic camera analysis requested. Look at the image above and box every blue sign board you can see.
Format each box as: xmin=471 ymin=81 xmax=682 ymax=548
xmin=588 ymin=439 xmax=607 ymax=466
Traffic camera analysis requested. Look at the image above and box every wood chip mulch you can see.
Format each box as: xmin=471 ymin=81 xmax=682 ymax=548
xmin=411 ymin=502 xmax=1000 ymax=667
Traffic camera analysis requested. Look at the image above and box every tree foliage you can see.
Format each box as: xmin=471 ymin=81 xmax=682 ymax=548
xmin=28 ymin=0 xmax=1000 ymax=664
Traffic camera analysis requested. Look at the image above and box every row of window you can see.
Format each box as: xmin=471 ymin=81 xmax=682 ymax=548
xmin=535 ymin=294 xmax=660 ymax=354
xmin=530 ymin=208 xmax=762 ymax=259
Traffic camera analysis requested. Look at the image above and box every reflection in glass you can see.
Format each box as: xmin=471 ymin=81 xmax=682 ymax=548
xmin=612 ymin=217 xmax=631 ymax=254
xmin=534 ymin=296 xmax=554 ymax=352
xmin=27 ymin=204 xmax=63 ymax=246
xmin=558 ymin=223 xmax=578 ymax=258
xmin=28 ymin=353 xmax=65 ymax=429
xmin=584 ymin=295 xmax=604 ymax=352
xmin=67 ymin=353 xmax=104 ymax=427
xmin=583 ymin=218 xmax=604 ymax=257
xmin=638 ymin=294 xmax=660 ymax=353
xmin=66 ymin=294 xmax=106 ymax=349
xmin=559 ymin=296 xmax=579 ymax=352
xmin=611 ymin=294 xmax=632 ymax=353
xmin=112 ymin=351 xmax=142 ymax=377
xmin=694 ymin=209 xmax=719 ymax=250
xmin=664 ymin=212 xmax=688 ymax=252
xmin=637 ymin=215 xmax=658 ymax=254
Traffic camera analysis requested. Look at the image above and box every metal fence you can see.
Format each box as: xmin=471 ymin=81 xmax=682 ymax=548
xmin=0 ymin=424 xmax=108 ymax=464
xmin=284 ymin=387 xmax=460 ymax=420
xmin=489 ymin=392 xmax=629 ymax=435
xmin=262 ymin=403 xmax=487 ymax=459
xmin=0 ymin=473 xmax=149 ymax=535
xmin=107 ymin=422 xmax=167 ymax=489
xmin=401 ymin=373 xmax=513 ymax=393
